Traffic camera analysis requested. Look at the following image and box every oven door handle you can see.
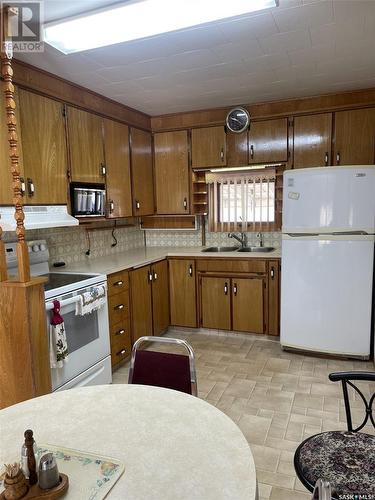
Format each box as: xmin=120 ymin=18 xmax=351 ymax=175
xmin=46 ymin=294 xmax=82 ymax=312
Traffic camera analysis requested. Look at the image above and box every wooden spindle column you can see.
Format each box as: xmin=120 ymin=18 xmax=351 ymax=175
xmin=0 ymin=7 xmax=51 ymax=408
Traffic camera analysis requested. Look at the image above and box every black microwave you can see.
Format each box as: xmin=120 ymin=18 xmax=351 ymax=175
xmin=71 ymin=183 xmax=106 ymax=217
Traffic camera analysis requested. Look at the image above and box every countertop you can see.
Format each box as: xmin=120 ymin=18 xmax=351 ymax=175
xmin=59 ymin=246 xmax=281 ymax=276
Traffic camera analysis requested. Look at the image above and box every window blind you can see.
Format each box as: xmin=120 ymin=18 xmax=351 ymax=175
xmin=206 ymin=169 xmax=276 ymax=232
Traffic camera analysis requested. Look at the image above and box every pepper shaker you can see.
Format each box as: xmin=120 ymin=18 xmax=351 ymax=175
xmin=38 ymin=453 xmax=60 ymax=490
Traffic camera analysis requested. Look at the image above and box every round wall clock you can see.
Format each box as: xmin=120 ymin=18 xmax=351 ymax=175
xmin=225 ymin=107 xmax=250 ymax=133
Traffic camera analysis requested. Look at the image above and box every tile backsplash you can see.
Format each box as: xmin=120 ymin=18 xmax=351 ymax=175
xmin=3 ymin=224 xmax=144 ymax=265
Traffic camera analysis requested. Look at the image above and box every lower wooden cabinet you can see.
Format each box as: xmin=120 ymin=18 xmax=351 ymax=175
xmin=232 ymin=277 xmax=265 ymax=333
xmin=197 ymin=258 xmax=280 ymax=335
xmin=130 ymin=260 xmax=169 ymax=342
xmin=201 ymin=276 xmax=231 ymax=330
xmin=169 ymin=259 xmax=197 ymax=328
xmin=107 ymin=269 xmax=132 ymax=369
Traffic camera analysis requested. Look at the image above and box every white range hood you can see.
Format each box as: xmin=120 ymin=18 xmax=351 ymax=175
xmin=0 ymin=205 xmax=79 ymax=231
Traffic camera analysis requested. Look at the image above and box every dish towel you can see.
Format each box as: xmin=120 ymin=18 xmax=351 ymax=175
xmin=75 ymin=285 xmax=106 ymax=316
xmin=49 ymin=299 xmax=69 ymax=369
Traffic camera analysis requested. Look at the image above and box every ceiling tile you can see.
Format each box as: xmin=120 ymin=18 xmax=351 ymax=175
xmin=258 ymin=29 xmax=311 ymax=54
xmin=272 ymin=1 xmax=333 ymax=32
xmin=217 ymin=12 xmax=279 ymax=42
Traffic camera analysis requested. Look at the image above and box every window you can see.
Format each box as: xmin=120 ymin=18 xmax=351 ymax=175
xmin=207 ymin=169 xmax=277 ymax=232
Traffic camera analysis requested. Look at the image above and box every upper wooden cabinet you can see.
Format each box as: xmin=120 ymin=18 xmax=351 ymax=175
xmin=293 ymin=113 xmax=332 ymax=168
xmin=191 ymin=126 xmax=226 ymax=168
xmin=169 ymin=259 xmax=197 ymax=328
xmin=130 ymin=128 xmax=154 ymax=216
xmin=248 ymin=118 xmax=288 ymax=164
xmin=18 ymin=89 xmax=68 ymax=204
xmin=334 ymin=108 xmax=375 ymax=165
xmin=67 ymin=107 xmax=105 ymax=183
xmin=103 ymin=119 xmax=132 ymax=218
xmin=154 ymin=130 xmax=190 ymax=214
xmin=226 ymin=130 xmax=248 ymax=167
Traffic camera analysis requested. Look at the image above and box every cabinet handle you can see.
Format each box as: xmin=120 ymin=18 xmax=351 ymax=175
xmin=336 ymin=152 xmax=340 ymax=165
xmin=188 ymin=264 xmax=193 ymax=277
xmin=183 ymin=197 xmax=188 ymax=210
xmin=270 ymin=267 xmax=275 ymax=280
xmin=100 ymin=163 xmax=106 ymax=176
xmin=114 ymin=280 xmax=123 ymax=286
xmin=148 ymin=270 xmax=153 ymax=283
xmin=109 ymin=200 xmax=115 ymax=214
xmin=114 ymin=304 xmax=124 ymax=310
xmin=233 ymin=283 xmax=237 ymax=296
xmin=153 ymin=271 xmax=158 ymax=281
xmin=117 ymin=349 xmax=127 ymax=356
xmin=224 ymin=282 xmax=228 ymax=295
xmin=324 ymin=152 xmax=329 ymax=166
xmin=135 ymin=200 xmax=140 ymax=210
xmin=250 ymin=145 xmax=254 ymax=159
xmin=220 ymin=148 xmax=224 ymax=161
xmin=20 ymin=177 xmax=26 ymax=196
xmin=27 ymin=178 xmax=35 ymax=197
xmin=115 ymin=329 xmax=125 ymax=336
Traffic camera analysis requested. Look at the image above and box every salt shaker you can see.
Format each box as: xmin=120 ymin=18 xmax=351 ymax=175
xmin=20 ymin=429 xmax=39 ymax=483
xmin=38 ymin=453 xmax=60 ymax=490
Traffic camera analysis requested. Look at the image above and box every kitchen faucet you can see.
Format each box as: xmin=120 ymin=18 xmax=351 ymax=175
xmin=256 ymin=232 xmax=264 ymax=247
xmin=228 ymin=232 xmax=247 ymax=248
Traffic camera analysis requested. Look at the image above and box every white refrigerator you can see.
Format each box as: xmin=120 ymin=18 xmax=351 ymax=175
xmin=280 ymin=166 xmax=375 ymax=359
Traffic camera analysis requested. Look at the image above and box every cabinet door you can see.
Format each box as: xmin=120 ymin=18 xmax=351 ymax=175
xmin=103 ymin=119 xmax=132 ymax=218
xmin=130 ymin=265 xmax=153 ymax=343
xmin=200 ymin=276 xmax=231 ymax=330
xmin=19 ymin=90 xmax=68 ymax=204
xmin=249 ymin=118 xmax=288 ymax=164
xmin=293 ymin=113 xmax=332 ymax=168
xmin=151 ymin=260 xmax=170 ymax=336
xmin=169 ymin=259 xmax=197 ymax=327
xmin=130 ymin=128 xmax=154 ymax=215
xmin=334 ymin=108 xmax=375 ymax=165
xmin=191 ymin=126 xmax=226 ymax=168
xmin=154 ymin=130 xmax=190 ymax=214
xmin=67 ymin=107 xmax=105 ymax=183
xmin=226 ymin=130 xmax=248 ymax=167
xmin=268 ymin=260 xmax=280 ymax=336
xmin=232 ymin=277 xmax=265 ymax=333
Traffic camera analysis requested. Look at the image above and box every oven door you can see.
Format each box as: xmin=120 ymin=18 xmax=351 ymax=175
xmin=46 ymin=282 xmax=111 ymax=391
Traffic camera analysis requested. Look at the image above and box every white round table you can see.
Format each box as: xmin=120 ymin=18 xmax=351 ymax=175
xmin=0 ymin=385 xmax=257 ymax=500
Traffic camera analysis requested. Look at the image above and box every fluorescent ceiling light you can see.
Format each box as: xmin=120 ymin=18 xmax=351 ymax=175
xmin=44 ymin=0 xmax=277 ymax=54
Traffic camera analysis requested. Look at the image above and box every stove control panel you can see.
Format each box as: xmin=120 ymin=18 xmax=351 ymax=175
xmin=5 ymin=239 xmax=50 ymax=270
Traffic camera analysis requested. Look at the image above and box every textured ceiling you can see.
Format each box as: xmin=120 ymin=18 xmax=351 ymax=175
xmin=17 ymin=0 xmax=375 ymax=116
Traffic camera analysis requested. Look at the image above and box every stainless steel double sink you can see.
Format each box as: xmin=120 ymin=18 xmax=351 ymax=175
xmin=202 ymin=246 xmax=274 ymax=253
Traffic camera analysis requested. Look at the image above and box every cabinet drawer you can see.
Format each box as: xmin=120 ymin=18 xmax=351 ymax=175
xmin=196 ymin=259 xmax=266 ymax=274
xmin=108 ymin=291 xmax=130 ymax=324
xmin=110 ymin=320 xmax=132 ymax=365
xmin=108 ymin=271 xmax=129 ymax=296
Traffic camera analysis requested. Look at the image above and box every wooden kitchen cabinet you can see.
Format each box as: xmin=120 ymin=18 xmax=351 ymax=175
xmin=130 ymin=128 xmax=154 ymax=216
xmin=226 ymin=130 xmax=248 ymax=167
xmin=232 ymin=277 xmax=265 ymax=333
xmin=151 ymin=260 xmax=170 ymax=336
xmin=293 ymin=113 xmax=332 ymax=168
xmin=248 ymin=118 xmax=288 ymax=164
xmin=191 ymin=126 xmax=226 ymax=168
xmin=67 ymin=107 xmax=105 ymax=183
xmin=268 ymin=260 xmax=280 ymax=336
xmin=130 ymin=260 xmax=169 ymax=341
xmin=130 ymin=265 xmax=153 ymax=343
xmin=154 ymin=130 xmax=190 ymax=214
xmin=18 ymin=89 xmax=68 ymax=205
xmin=334 ymin=108 xmax=375 ymax=165
xmin=107 ymin=269 xmax=132 ymax=369
xmin=201 ymin=276 xmax=231 ymax=330
xmin=169 ymin=259 xmax=197 ymax=328
xmin=103 ymin=119 xmax=132 ymax=218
